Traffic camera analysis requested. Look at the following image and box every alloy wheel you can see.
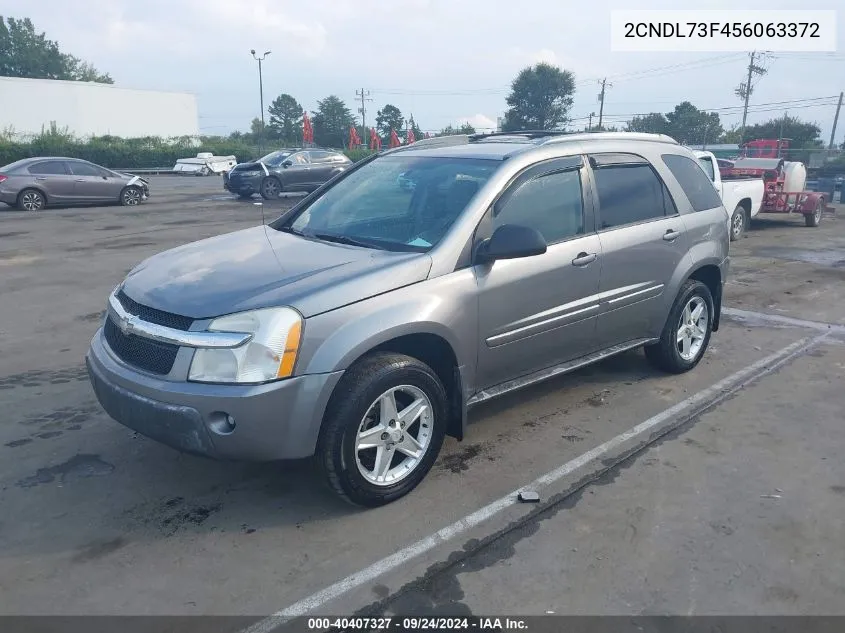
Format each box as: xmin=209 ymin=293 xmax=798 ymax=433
xmin=676 ymin=296 xmax=709 ymax=361
xmin=354 ymin=385 xmax=434 ymax=486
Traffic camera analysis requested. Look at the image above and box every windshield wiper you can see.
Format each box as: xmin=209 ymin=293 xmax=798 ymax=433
xmin=306 ymin=232 xmax=387 ymax=250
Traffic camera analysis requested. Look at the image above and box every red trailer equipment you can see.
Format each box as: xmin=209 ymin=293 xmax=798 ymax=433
xmin=720 ymin=139 xmax=827 ymax=228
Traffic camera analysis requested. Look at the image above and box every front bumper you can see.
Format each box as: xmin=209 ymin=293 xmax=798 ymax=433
xmin=224 ymin=175 xmax=261 ymax=193
xmin=86 ymin=328 xmax=343 ymax=461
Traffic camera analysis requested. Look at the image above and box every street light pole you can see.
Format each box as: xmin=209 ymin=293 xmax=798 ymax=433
xmin=250 ymin=49 xmax=271 ymax=155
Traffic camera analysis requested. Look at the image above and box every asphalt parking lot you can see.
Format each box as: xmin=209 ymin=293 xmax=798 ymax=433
xmin=1 ymin=176 xmax=844 ymax=624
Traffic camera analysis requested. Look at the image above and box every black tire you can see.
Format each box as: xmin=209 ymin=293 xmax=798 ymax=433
xmin=316 ymin=352 xmax=448 ymax=507
xmin=260 ymin=177 xmax=282 ymax=200
xmin=645 ymin=280 xmax=714 ymax=374
xmin=17 ymin=188 xmax=46 ymax=211
xmin=120 ymin=185 xmax=143 ymax=206
xmin=805 ymin=201 xmax=823 ymax=227
xmin=729 ymin=204 xmax=746 ymax=241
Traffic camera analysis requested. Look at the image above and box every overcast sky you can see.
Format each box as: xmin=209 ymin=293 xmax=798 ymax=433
xmin=3 ymin=0 xmax=843 ymax=142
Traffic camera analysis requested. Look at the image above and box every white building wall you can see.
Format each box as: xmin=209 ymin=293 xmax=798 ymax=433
xmin=0 ymin=77 xmax=199 ymax=138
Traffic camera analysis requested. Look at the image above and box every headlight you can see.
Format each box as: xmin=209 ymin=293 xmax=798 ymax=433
xmin=188 ymin=307 xmax=302 ymax=384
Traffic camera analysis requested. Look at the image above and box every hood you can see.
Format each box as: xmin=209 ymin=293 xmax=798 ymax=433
xmin=121 ymin=226 xmax=432 ymax=319
xmin=231 ymin=162 xmax=265 ymax=172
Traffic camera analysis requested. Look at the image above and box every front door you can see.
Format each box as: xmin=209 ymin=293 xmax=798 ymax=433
xmin=475 ymin=157 xmax=603 ymax=390
xmin=587 ymin=153 xmax=689 ymax=346
xmin=67 ymin=161 xmax=122 ymax=201
xmin=281 ymin=152 xmax=312 ymax=189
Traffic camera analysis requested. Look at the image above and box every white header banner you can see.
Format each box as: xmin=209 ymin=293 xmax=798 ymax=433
xmin=611 ymin=10 xmax=837 ymax=52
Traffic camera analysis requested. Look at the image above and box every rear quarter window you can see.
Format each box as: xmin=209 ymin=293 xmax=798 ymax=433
xmin=662 ymin=153 xmax=723 ymax=212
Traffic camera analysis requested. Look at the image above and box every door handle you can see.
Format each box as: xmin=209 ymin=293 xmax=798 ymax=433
xmin=572 ymin=252 xmax=597 ymax=267
xmin=75 ymin=179 xmax=86 ymax=182
xmin=34 ymin=177 xmax=47 ymax=181
xmin=663 ymin=229 xmax=681 ymax=242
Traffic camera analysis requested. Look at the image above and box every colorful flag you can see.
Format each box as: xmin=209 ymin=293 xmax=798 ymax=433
xmin=349 ymin=126 xmax=362 ymax=148
xmin=389 ymin=128 xmax=401 ymax=148
xmin=369 ymin=127 xmax=381 ymax=150
xmin=407 ymin=128 xmax=416 ymax=144
xmin=424 ymin=132 xmax=432 ymax=139
xmin=302 ymin=112 xmax=314 ymax=144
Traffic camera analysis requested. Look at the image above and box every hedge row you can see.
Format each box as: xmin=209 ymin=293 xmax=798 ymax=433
xmin=0 ymin=138 xmax=378 ymax=169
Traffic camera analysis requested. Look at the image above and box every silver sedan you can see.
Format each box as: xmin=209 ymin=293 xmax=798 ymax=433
xmin=0 ymin=157 xmax=150 ymax=211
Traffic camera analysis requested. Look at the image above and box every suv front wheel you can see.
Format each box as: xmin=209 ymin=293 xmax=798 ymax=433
xmin=317 ymin=352 xmax=448 ymax=507
xmin=645 ymin=280 xmax=714 ymax=374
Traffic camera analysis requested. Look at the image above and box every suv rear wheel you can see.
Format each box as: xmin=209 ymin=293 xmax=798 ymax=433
xmin=316 ymin=352 xmax=448 ymax=507
xmin=645 ymin=280 xmax=714 ymax=374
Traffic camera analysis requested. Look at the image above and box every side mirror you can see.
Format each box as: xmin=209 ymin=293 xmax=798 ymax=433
xmin=476 ymin=224 xmax=547 ymax=264
xmin=282 ymin=160 xmax=293 ymax=168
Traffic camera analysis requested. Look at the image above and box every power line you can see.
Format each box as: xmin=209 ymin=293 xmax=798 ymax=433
xmin=372 ymin=54 xmax=749 ymax=97
xmin=567 ymin=95 xmax=841 ymax=123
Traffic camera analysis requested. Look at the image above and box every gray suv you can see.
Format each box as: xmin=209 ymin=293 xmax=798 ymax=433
xmin=224 ymin=148 xmax=352 ymax=199
xmin=86 ymin=132 xmax=730 ymax=507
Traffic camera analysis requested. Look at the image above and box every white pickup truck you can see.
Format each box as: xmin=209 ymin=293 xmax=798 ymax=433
xmin=694 ymin=150 xmax=765 ymax=241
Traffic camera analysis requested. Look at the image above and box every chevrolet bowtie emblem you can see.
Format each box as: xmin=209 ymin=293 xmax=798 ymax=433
xmin=119 ymin=314 xmax=141 ymax=336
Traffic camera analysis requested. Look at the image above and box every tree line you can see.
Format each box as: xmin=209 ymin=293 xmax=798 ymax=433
xmin=236 ymin=94 xmax=471 ymax=148
xmin=0 ymin=16 xmax=112 ymax=83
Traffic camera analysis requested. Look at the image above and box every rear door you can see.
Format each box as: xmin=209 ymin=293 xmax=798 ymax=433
xmin=306 ymin=150 xmax=334 ymax=185
xmin=27 ymin=160 xmax=75 ymax=201
xmin=475 ymin=156 xmax=603 ymax=389
xmin=67 ymin=161 xmax=123 ymax=201
xmin=588 ymin=153 xmax=688 ymax=346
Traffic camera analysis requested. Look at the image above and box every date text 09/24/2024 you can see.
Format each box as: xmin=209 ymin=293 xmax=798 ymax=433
xmin=306 ymin=617 xmax=528 ymax=630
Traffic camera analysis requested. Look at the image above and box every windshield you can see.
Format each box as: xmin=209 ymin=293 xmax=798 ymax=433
xmin=259 ymin=150 xmax=293 ymax=167
xmin=281 ymin=156 xmax=499 ymax=252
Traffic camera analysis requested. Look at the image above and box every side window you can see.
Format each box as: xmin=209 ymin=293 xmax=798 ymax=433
xmin=291 ymin=152 xmax=310 ymax=165
xmin=308 ymin=151 xmax=331 ymax=164
xmin=592 ymin=162 xmax=671 ymax=229
xmin=494 ymin=169 xmax=584 ymax=244
xmin=28 ymin=161 xmax=68 ymax=175
xmin=697 ymin=156 xmax=715 ymax=181
xmin=662 ymin=154 xmax=723 ymax=212
xmin=68 ymin=162 xmax=107 ymax=177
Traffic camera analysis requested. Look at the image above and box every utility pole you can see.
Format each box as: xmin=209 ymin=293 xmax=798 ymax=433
xmin=356 ymin=88 xmax=372 ymax=139
xmin=597 ymin=79 xmax=611 ymax=129
xmin=778 ymin=111 xmax=788 ymax=157
xmin=829 ymin=91 xmax=844 ymax=149
xmin=588 ymin=112 xmax=595 ymax=131
xmin=251 ymin=49 xmax=271 ymax=155
xmin=735 ymin=51 xmax=767 ymax=143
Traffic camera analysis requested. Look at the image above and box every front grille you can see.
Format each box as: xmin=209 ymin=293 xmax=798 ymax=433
xmin=104 ymin=316 xmax=179 ymax=375
xmin=117 ymin=289 xmax=193 ymax=331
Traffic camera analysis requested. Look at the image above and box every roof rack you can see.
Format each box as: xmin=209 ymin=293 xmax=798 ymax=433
xmin=385 ymin=134 xmax=471 ymax=153
xmin=468 ymin=130 xmax=572 ymax=142
xmin=539 ymin=132 xmax=679 ymax=146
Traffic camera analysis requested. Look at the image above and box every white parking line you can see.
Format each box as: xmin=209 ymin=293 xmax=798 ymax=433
xmin=244 ymin=334 xmax=826 ymax=633
xmin=723 ymin=307 xmax=845 ymax=335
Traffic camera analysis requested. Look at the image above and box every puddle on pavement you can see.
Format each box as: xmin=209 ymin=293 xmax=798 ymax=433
xmin=16 ymin=454 xmax=114 ymax=488
xmin=752 ymin=247 xmax=845 ymax=268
